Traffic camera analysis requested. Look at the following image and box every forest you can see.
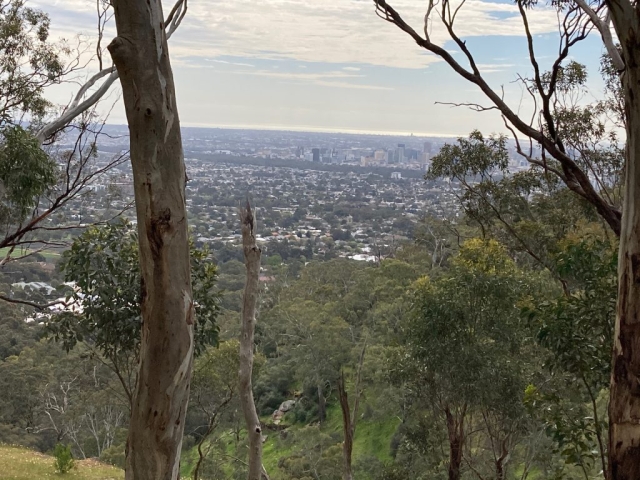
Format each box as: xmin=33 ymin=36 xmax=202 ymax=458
xmin=0 ymin=0 xmax=638 ymax=479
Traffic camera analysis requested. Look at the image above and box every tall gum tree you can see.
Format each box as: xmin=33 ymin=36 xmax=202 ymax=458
xmin=372 ymin=0 xmax=640 ymax=475
xmin=606 ymin=3 xmax=640 ymax=478
xmin=107 ymin=0 xmax=194 ymax=478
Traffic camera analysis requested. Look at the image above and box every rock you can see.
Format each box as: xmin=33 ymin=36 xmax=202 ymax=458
xmin=271 ymin=399 xmax=296 ymax=425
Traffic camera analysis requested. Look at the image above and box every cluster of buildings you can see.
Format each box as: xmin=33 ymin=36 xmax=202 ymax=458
xmin=359 ymin=141 xmax=435 ymax=170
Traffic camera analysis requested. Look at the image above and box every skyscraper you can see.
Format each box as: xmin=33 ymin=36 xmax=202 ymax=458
xmin=312 ymin=148 xmax=320 ymax=162
xmin=397 ymin=143 xmax=405 ymax=163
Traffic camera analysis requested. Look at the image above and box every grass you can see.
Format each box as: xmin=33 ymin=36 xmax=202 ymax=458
xmin=261 ymin=401 xmax=399 ymax=475
xmin=0 ymin=445 xmax=123 ymax=480
xmin=0 ymin=247 xmax=61 ymax=261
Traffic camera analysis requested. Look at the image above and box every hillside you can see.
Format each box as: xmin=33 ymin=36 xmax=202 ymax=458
xmin=0 ymin=445 xmax=123 ymax=480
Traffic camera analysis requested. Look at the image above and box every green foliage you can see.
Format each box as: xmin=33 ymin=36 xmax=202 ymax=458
xmin=47 ymin=220 xmax=221 ymax=359
xmin=53 ymin=443 xmax=74 ymax=473
xmin=0 ymin=126 xmax=56 ymax=223
xmin=99 ymin=444 xmax=126 ymax=470
xmin=0 ymin=303 xmax=41 ymax=359
xmin=50 ymin=221 xmax=141 ymax=359
xmin=390 ymin=239 xmax=535 ymax=477
xmin=526 ymin=237 xmax=616 ymax=389
xmin=427 ymin=130 xmax=509 ymax=181
xmin=404 ymin=239 xmax=527 ymax=399
xmin=520 ymin=237 xmax=616 ymax=473
xmin=190 ymin=242 xmax=223 ymax=354
xmin=524 ymin=383 xmax=602 ymax=470
xmin=0 ymin=0 xmax=66 ymax=123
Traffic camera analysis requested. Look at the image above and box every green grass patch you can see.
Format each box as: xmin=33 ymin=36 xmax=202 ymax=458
xmin=352 ymin=415 xmax=399 ymax=463
xmin=0 ymin=445 xmax=123 ymax=480
xmin=0 ymin=247 xmax=60 ymax=261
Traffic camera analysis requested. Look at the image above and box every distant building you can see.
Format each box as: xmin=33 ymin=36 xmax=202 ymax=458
xmin=312 ymin=148 xmax=320 ymax=162
xmin=387 ymin=149 xmax=397 ymax=164
xmin=397 ymin=143 xmax=406 ymax=163
xmin=420 ymin=152 xmax=431 ymax=169
xmin=391 ymin=171 xmax=402 ymax=179
xmin=374 ymin=150 xmax=386 ymax=161
xmin=361 ymin=156 xmax=376 ymax=166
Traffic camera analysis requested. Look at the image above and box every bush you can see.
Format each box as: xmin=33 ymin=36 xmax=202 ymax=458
xmin=100 ymin=444 xmax=125 ymax=469
xmin=53 ymin=443 xmax=74 ymax=473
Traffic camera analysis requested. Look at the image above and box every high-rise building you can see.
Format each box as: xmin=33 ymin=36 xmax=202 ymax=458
xmin=420 ymin=152 xmax=431 ymax=170
xmin=397 ymin=143 xmax=406 ymax=163
xmin=423 ymin=141 xmax=433 ymax=154
xmin=387 ymin=150 xmax=396 ymax=164
xmin=312 ymin=148 xmax=320 ymax=162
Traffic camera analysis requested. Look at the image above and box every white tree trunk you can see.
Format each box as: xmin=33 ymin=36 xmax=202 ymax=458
xmin=238 ymin=202 xmax=268 ymax=480
xmin=607 ymin=2 xmax=640 ymax=478
xmin=107 ymin=1 xmax=194 ymax=479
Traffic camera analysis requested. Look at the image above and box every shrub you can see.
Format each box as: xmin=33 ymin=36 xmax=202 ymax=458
xmin=53 ymin=443 xmax=74 ymax=474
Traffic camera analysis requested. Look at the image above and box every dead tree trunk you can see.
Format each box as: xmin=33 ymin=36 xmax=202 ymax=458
xmin=238 ymin=202 xmax=269 ymax=480
xmin=337 ymin=342 xmax=367 ymax=480
xmin=108 ymin=1 xmax=194 ymax=479
xmin=606 ymin=4 xmax=640 ymax=479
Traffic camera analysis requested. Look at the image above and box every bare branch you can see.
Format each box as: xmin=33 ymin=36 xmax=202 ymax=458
xmin=36 ymin=0 xmax=189 ymax=144
xmin=0 ymin=295 xmax=69 ymax=310
xmin=436 ymin=101 xmax=498 ymax=112
xmin=373 ymin=0 xmax=622 ymax=235
xmin=575 ymin=0 xmax=624 ymax=73
xmin=166 ymin=0 xmax=188 ymax=39
xmin=35 ymin=71 xmax=119 ymax=144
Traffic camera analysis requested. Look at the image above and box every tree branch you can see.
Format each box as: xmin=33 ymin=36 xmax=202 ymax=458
xmin=373 ymin=0 xmax=622 ymax=235
xmin=35 ymin=0 xmax=189 ymax=144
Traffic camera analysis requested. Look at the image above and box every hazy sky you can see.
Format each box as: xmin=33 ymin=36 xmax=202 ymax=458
xmin=35 ymin=0 xmax=606 ymax=137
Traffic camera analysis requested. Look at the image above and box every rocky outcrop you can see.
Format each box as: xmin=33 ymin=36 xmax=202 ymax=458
xmin=271 ymin=400 xmax=296 ymax=425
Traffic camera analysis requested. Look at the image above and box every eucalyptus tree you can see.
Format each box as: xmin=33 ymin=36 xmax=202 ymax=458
xmin=189 ymin=340 xmax=242 ymax=480
xmin=0 ymin=0 xmax=127 ymax=284
xmin=47 ymin=220 xmax=220 ymax=406
xmin=373 ymin=0 xmax=640 ymax=474
xmin=105 ymin=0 xmax=194 ymax=477
xmin=0 ymin=0 xmax=190 ymax=294
xmin=393 ymin=239 xmax=534 ymax=480
xmin=0 ymin=1 xmax=199 ymax=476
xmin=525 ymin=236 xmax=617 ymax=477
xmin=238 ymin=202 xmax=270 ymax=480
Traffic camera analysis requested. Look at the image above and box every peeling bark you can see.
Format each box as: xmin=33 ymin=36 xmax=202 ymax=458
xmin=606 ymin=3 xmax=640 ymax=478
xmin=238 ymin=202 xmax=269 ymax=480
xmin=107 ymin=1 xmax=193 ymax=479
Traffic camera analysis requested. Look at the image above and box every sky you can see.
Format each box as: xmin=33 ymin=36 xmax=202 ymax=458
xmin=35 ymin=0 xmax=608 ymax=137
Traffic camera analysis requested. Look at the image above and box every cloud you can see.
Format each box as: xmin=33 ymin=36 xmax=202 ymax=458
xmin=476 ymin=63 xmax=517 ymax=73
xmin=35 ymin=0 xmax=562 ymax=70
xmin=229 ymin=69 xmax=392 ymax=90
xmin=205 ymin=58 xmax=255 ymax=67
xmin=343 ymin=66 xmax=361 ymax=71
